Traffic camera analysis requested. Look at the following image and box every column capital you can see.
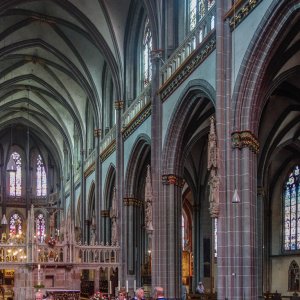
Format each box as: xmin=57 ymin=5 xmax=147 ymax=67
xmin=231 ymin=130 xmax=259 ymax=154
xmin=114 ymin=100 xmax=124 ymax=110
xmin=151 ymin=49 xmax=164 ymax=62
xmin=94 ymin=128 xmax=102 ymax=138
xmin=123 ymin=197 xmax=143 ymax=207
xmin=100 ymin=210 xmax=110 ymax=217
xmin=162 ymin=174 xmax=185 ymax=188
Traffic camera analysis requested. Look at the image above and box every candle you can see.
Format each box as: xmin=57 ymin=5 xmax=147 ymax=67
xmin=37 ymin=264 xmax=41 ymax=285
xmin=126 ymin=280 xmax=128 ymax=293
xmin=109 ymin=280 xmax=112 ymax=294
xmin=118 ymin=280 xmax=120 ymax=291
xmin=134 ymin=280 xmax=136 ymax=292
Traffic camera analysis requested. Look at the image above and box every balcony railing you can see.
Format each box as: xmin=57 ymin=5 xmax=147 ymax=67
xmin=160 ymin=4 xmax=216 ymax=86
xmin=122 ymin=85 xmax=151 ymax=128
xmin=100 ymin=125 xmax=116 ymax=154
xmin=84 ymin=148 xmax=96 ymax=170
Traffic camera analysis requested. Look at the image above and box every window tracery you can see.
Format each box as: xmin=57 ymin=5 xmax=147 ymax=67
xmin=36 ymin=154 xmax=47 ymax=197
xmin=284 ymin=165 xmax=300 ymax=251
xmin=289 ymin=260 xmax=300 ymax=291
xmin=36 ymin=213 xmax=46 ymax=243
xmin=9 ymin=152 xmax=22 ymax=197
xmin=9 ymin=213 xmax=22 ymax=236
xmin=142 ymin=18 xmax=152 ymax=88
xmin=188 ymin=0 xmax=215 ymax=31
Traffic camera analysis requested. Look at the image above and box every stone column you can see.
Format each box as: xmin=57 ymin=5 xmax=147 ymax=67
xmin=94 ymin=128 xmax=101 ymax=242
xmin=155 ymin=175 xmax=184 ymax=298
xmin=114 ymin=100 xmax=124 ymax=282
xmin=229 ymin=131 xmax=259 ymax=299
xmin=257 ymin=187 xmax=265 ymax=297
xmin=94 ymin=268 xmax=100 ymax=293
xmin=80 ymin=149 xmax=86 ymax=242
xmin=150 ymin=48 xmax=163 ymax=292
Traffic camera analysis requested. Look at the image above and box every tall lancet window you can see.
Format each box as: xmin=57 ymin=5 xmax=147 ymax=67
xmin=9 ymin=152 xmax=22 ymax=197
xmin=37 ymin=154 xmax=47 ymax=197
xmin=36 ymin=213 xmax=46 ymax=243
xmin=9 ymin=213 xmax=22 ymax=236
xmin=284 ymin=165 xmax=300 ymax=251
xmin=142 ymin=18 xmax=152 ymax=88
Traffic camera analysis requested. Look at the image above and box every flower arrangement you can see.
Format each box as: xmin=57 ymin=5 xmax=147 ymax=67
xmin=90 ymin=291 xmax=107 ymax=300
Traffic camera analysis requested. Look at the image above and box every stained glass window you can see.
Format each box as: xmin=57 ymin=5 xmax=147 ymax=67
xmin=9 ymin=213 xmax=22 ymax=236
xmin=188 ymin=0 xmax=215 ymax=31
xmin=284 ymin=165 xmax=300 ymax=251
xmin=37 ymin=154 xmax=47 ymax=197
xmin=36 ymin=213 xmax=46 ymax=243
xmin=142 ymin=18 xmax=152 ymax=88
xmin=9 ymin=152 xmax=22 ymax=197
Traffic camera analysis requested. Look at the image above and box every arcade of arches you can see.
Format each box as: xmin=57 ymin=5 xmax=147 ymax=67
xmin=0 ymin=1 xmax=300 ymax=300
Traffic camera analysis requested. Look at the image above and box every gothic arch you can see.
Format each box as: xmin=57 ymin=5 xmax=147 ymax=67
xmin=162 ymin=79 xmax=215 ymax=176
xmin=104 ymin=163 xmax=116 ymax=209
xmin=232 ymin=0 xmax=300 ymax=133
xmin=124 ymin=134 xmax=151 ymax=198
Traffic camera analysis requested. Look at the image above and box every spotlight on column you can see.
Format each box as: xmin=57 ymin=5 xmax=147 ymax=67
xmin=232 ymin=189 xmax=240 ymax=203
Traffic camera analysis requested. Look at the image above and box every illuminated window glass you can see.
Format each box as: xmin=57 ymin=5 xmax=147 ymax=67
xmin=143 ymin=18 xmax=152 ymax=88
xmin=284 ymin=165 xmax=300 ymax=251
xmin=9 ymin=213 xmax=22 ymax=236
xmin=37 ymin=154 xmax=47 ymax=197
xmin=188 ymin=0 xmax=215 ymax=31
xmin=36 ymin=213 xmax=46 ymax=243
xmin=9 ymin=152 xmax=22 ymax=197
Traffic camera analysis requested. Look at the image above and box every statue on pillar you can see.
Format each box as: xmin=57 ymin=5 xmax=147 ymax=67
xmin=144 ymin=165 xmax=154 ymax=233
xmin=207 ymin=117 xmax=220 ymax=218
xmin=110 ymin=187 xmax=118 ymax=244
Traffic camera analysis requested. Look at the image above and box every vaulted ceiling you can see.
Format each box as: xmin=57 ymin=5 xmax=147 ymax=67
xmin=0 ymin=0 xmax=131 ymax=164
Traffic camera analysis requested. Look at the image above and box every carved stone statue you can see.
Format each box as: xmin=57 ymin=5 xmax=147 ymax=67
xmin=145 ymin=165 xmax=154 ymax=233
xmin=207 ymin=117 xmax=220 ymax=218
xmin=110 ymin=187 xmax=118 ymax=243
xmin=111 ymin=217 xmax=117 ymax=244
xmin=208 ymin=169 xmax=220 ymax=218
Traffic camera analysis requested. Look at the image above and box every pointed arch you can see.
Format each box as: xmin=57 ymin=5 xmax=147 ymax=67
xmin=124 ymin=134 xmax=151 ymax=198
xmin=232 ymin=0 xmax=300 ymax=133
xmin=162 ymin=79 xmax=215 ymax=176
xmin=104 ymin=164 xmax=116 ymax=209
xmin=289 ymin=260 xmax=300 ymax=291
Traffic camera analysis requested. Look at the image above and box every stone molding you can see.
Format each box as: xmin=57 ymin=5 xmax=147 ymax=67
xmin=123 ymin=197 xmax=143 ymax=207
xmin=84 ymin=163 xmax=95 ymax=178
xmin=231 ymin=130 xmax=259 ymax=154
xmin=159 ymin=33 xmax=216 ymax=102
xmin=100 ymin=140 xmax=116 ymax=162
xmin=122 ymin=104 xmax=151 ymax=140
xmin=226 ymin=0 xmax=262 ymax=30
xmin=162 ymin=174 xmax=185 ymax=188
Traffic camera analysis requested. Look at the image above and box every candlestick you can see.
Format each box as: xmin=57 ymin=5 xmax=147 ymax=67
xmin=126 ymin=280 xmax=128 ymax=293
xmin=118 ymin=280 xmax=120 ymax=291
xmin=134 ymin=280 xmax=136 ymax=292
xmin=109 ymin=280 xmax=112 ymax=294
xmin=37 ymin=264 xmax=41 ymax=285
